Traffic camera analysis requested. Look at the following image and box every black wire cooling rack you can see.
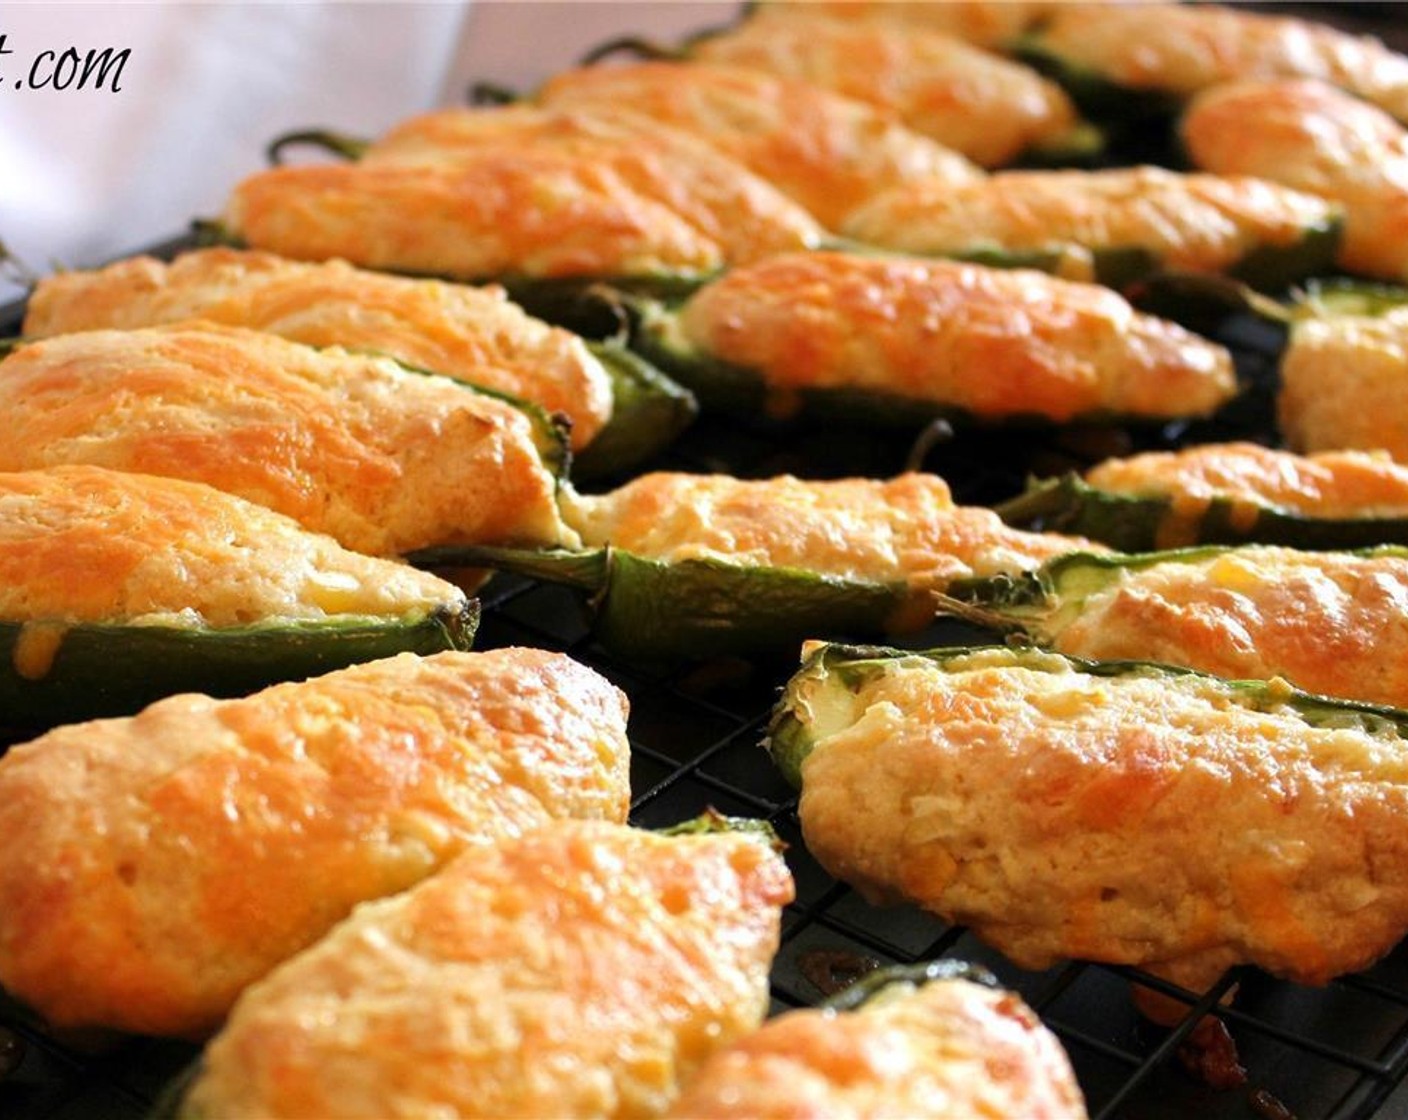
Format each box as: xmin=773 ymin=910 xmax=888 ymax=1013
xmin=2 ymin=272 xmax=1408 ymax=1120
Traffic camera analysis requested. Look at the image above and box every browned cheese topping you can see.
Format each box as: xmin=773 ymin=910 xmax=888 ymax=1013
xmin=665 ymin=975 xmax=1087 ymax=1119
xmin=843 ymin=167 xmax=1338 ymax=281
xmin=1183 ymin=79 xmax=1408 ymax=281
xmin=0 ymin=324 xmax=575 ymax=557
xmin=794 ymin=648 xmax=1408 ymax=997
xmin=23 ymin=249 xmax=614 ymax=450
xmin=0 ymin=649 xmax=631 ymax=1037
xmin=691 ymin=10 xmax=1080 ymax=167
xmin=673 ymin=252 xmax=1236 ymax=422
xmin=536 ymin=62 xmax=982 ymax=229
xmin=183 ymin=820 xmax=793 ymax=1117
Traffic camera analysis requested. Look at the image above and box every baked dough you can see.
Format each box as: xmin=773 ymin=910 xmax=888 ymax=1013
xmin=0 ymin=324 xmax=575 ymax=557
xmin=181 ymin=819 xmax=793 ymax=1118
xmin=565 ymin=472 xmax=1096 ymax=591
xmin=536 ymin=62 xmax=981 ymax=230
xmin=785 ymin=646 xmax=1408 ymax=997
xmin=1182 ymin=79 xmax=1408 ymax=281
xmin=671 ymin=252 xmax=1237 ymax=422
xmin=23 ymin=249 xmax=613 ymax=451
xmin=0 ymin=648 xmax=630 ymax=1037
xmin=691 ymin=10 xmax=1079 ymax=167
xmin=665 ymin=973 xmax=1086 ymax=1119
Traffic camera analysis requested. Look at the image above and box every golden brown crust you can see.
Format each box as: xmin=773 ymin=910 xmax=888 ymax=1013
xmin=843 ymin=167 xmax=1337 ymax=281
xmin=794 ymin=648 xmax=1408 ymax=994
xmin=1182 ymin=79 xmax=1408 ymax=281
xmin=1050 ymin=546 xmax=1408 ymax=710
xmin=565 ymin=472 xmax=1096 ymax=591
xmin=1040 ymin=3 xmax=1408 ymax=122
xmin=0 ymin=465 xmax=463 ymax=626
xmin=665 ymin=977 xmax=1086 ymax=1119
xmin=0 ymin=324 xmax=574 ymax=557
xmin=23 ymin=250 xmax=613 ymax=451
xmin=183 ymin=820 xmax=793 ymax=1117
xmin=692 ymin=10 xmax=1079 ymax=167
xmin=675 ymin=252 xmax=1236 ymax=422
xmin=225 ymin=156 xmax=722 ymax=280
xmin=1086 ymin=443 xmax=1408 ymax=518
xmin=0 ymin=649 xmax=631 ymax=1037
xmin=753 ymin=1 xmax=1052 ymax=47
xmin=361 ymin=107 xmax=825 ymax=267
xmin=536 ymin=62 xmax=982 ymax=230
xmin=1279 ymin=310 xmax=1408 ymax=459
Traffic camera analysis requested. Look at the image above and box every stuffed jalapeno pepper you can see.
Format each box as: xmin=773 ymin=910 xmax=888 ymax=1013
xmin=21 ymin=248 xmax=693 ymax=475
xmin=629 ymin=251 xmax=1237 ymax=427
xmin=0 ymin=324 xmax=576 ymax=559
xmin=666 ymin=961 xmax=1087 ymax=1119
xmin=0 ymin=648 xmax=631 ymax=1038
xmin=1182 ymin=79 xmax=1408 ymax=283
xmin=413 ymin=471 xmax=1097 ymax=663
xmin=167 ymin=816 xmax=792 ymax=1116
xmin=768 ymin=643 xmax=1408 ymax=999
xmin=0 ymin=465 xmax=477 ymax=728
xmin=533 ymin=61 xmax=983 ymax=231
xmin=946 ymin=543 xmax=1408 ymax=711
xmin=997 ymin=443 xmax=1408 ymax=552
xmin=843 ymin=166 xmax=1341 ymax=290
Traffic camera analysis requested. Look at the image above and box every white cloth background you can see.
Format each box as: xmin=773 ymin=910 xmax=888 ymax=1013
xmin=0 ymin=1 xmax=737 ymax=305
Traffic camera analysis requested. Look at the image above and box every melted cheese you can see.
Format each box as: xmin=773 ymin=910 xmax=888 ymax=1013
xmin=0 ymin=649 xmax=632 ymax=1037
xmin=536 ymin=62 xmax=982 ymax=230
xmin=1051 ymin=547 xmax=1408 ymax=710
xmin=794 ymin=648 xmax=1408 ymax=994
xmin=0 ymin=325 xmax=576 ymax=557
xmin=183 ymin=820 xmax=792 ymax=1116
xmin=844 ymin=167 xmax=1337 ymax=280
xmin=0 ymin=465 xmax=463 ymax=627
xmin=24 ymin=250 xmax=614 ymax=451
xmin=363 ymin=106 xmax=825 ymax=266
xmin=565 ymin=472 xmax=1095 ymax=590
xmin=1280 ymin=310 xmax=1408 ymax=460
xmin=692 ymin=10 xmax=1079 ymax=168
xmin=225 ymin=156 xmax=723 ymax=280
xmin=1040 ymin=4 xmax=1408 ymax=122
xmin=1087 ymin=442 xmax=1408 ymax=518
xmin=676 ymin=252 xmax=1236 ymax=422
xmin=665 ymin=978 xmax=1085 ymax=1120
xmin=1182 ymin=79 xmax=1408 ymax=281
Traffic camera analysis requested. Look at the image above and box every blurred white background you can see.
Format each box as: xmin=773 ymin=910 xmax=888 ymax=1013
xmin=0 ymin=2 xmax=737 ymax=305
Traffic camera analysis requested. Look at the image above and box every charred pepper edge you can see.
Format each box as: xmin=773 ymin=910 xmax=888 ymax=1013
xmin=0 ymin=600 xmax=480 ymax=733
xmin=995 ymin=471 xmax=1408 ymax=552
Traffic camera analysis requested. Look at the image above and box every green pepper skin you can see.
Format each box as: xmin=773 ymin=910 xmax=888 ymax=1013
xmin=1010 ymin=37 xmax=1184 ymax=126
xmin=821 ymin=960 xmax=999 ymax=1013
xmin=573 ymin=342 xmax=697 ymax=479
xmin=766 ymin=640 xmax=1408 ymax=789
xmin=997 ymin=472 xmax=1408 ymax=553
xmin=0 ymin=602 xmax=479 ymax=733
xmin=408 ymin=544 xmax=927 ymax=664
